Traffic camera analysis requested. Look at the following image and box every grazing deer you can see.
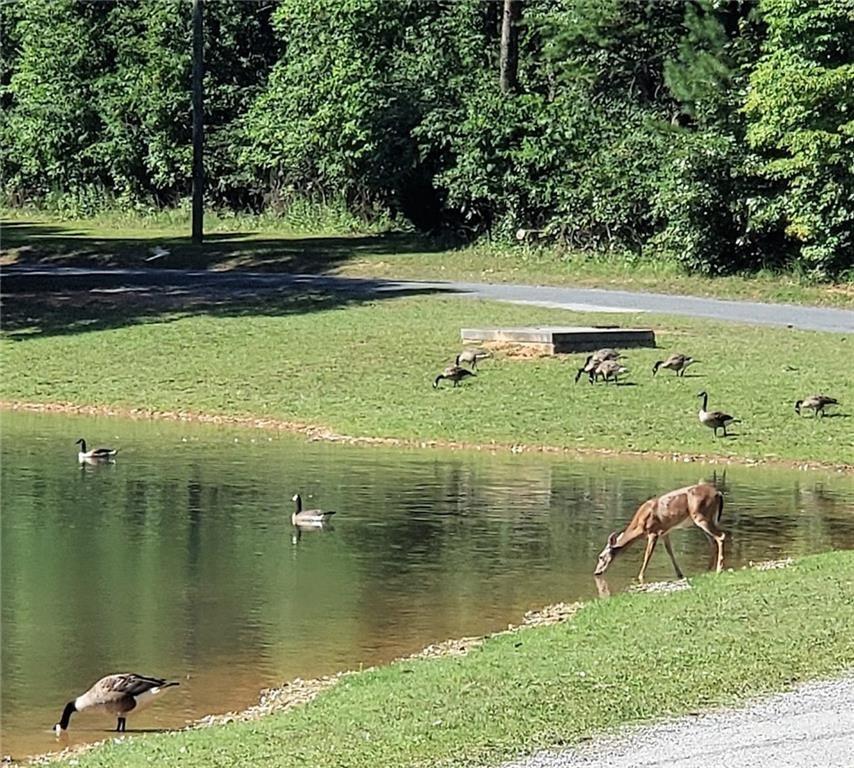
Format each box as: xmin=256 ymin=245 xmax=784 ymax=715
xmin=593 ymin=483 xmax=726 ymax=582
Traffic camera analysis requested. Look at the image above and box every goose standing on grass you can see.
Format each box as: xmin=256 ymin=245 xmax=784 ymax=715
xmin=76 ymin=438 xmax=118 ymax=463
xmin=54 ymin=673 xmax=179 ymax=734
xmin=574 ymin=348 xmax=622 ymax=383
xmin=697 ymin=391 xmax=740 ymax=437
xmin=433 ymin=365 xmax=475 ymax=388
xmin=574 ymin=354 xmax=599 ymax=383
xmin=795 ymin=394 xmax=839 ymax=418
xmin=595 ymin=358 xmax=629 ymax=384
xmin=292 ymin=494 xmax=336 ymax=527
xmin=652 ymin=353 xmax=697 ymax=377
xmin=455 ymin=348 xmax=492 ymax=371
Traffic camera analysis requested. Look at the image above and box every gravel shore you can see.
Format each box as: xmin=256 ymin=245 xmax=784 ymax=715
xmin=501 ymin=676 xmax=854 ymax=768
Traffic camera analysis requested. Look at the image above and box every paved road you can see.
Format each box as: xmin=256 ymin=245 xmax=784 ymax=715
xmin=501 ymin=677 xmax=854 ymax=768
xmin=3 ymin=266 xmax=853 ymax=333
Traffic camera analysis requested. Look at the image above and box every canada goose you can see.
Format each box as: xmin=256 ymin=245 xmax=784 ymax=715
xmin=76 ymin=438 xmax=118 ymax=463
xmin=574 ymin=354 xmax=598 ymax=383
xmin=54 ymin=673 xmax=178 ymax=734
xmin=697 ymin=391 xmax=740 ymax=437
xmin=292 ymin=494 xmax=336 ymax=526
xmin=795 ymin=394 xmax=839 ymax=417
xmin=433 ymin=365 xmax=475 ymax=388
xmin=455 ymin=348 xmax=492 ymax=370
xmin=574 ymin=348 xmax=622 ymax=383
xmin=595 ymin=358 xmax=629 ymax=384
xmin=652 ymin=353 xmax=697 ymax=377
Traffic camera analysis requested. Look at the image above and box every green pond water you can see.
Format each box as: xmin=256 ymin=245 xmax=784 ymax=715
xmin=1 ymin=410 xmax=853 ymax=758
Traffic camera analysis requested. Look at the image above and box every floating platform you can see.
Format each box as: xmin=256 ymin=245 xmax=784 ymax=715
xmin=460 ymin=326 xmax=656 ymax=355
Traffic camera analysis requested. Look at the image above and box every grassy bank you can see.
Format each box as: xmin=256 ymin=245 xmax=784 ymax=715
xmin=2 ymin=293 xmax=852 ymax=466
xmin=53 ymin=551 xmax=854 ymax=767
xmin=3 ymin=210 xmax=853 ymax=308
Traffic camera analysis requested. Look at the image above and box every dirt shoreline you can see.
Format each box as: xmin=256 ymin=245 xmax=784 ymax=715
xmin=2 ymin=400 xmax=852 ymax=474
xmin=14 ymin=561 xmax=798 ymax=766
xmin=15 ymin=601 xmax=584 ymax=766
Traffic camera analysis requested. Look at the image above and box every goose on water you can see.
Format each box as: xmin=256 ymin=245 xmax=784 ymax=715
xmin=292 ymin=494 xmax=336 ymax=526
xmin=76 ymin=438 xmax=118 ymax=463
xmin=795 ymin=394 xmax=839 ymax=418
xmin=54 ymin=673 xmax=179 ymax=734
xmin=697 ymin=391 xmax=740 ymax=437
xmin=652 ymin=353 xmax=697 ymax=377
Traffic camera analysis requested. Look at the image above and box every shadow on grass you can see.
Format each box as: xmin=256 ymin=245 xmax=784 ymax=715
xmin=0 ymin=220 xmax=447 ymax=273
xmin=1 ymin=275 xmax=450 ymax=339
xmin=0 ymin=220 xmax=462 ymax=339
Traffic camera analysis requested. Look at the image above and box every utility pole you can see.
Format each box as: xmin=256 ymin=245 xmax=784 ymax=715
xmin=499 ymin=0 xmax=522 ymax=94
xmin=191 ymin=0 xmax=204 ymax=244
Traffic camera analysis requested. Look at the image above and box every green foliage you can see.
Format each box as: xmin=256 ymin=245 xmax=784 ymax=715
xmin=745 ymin=0 xmax=854 ymax=279
xmin=1 ymin=0 xmax=279 ymax=210
xmin=2 ymin=0 xmax=853 ymax=277
xmin=1 ymin=0 xmax=110 ymax=204
xmin=242 ymin=0 xmax=425 ymax=219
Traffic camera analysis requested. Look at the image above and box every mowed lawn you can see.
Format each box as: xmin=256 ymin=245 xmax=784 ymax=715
xmin=2 ymin=292 xmax=851 ymax=465
xmin=54 ymin=552 xmax=854 ymax=768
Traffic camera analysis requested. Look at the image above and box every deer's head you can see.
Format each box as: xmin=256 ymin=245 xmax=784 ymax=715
xmin=594 ymin=531 xmax=621 ymax=575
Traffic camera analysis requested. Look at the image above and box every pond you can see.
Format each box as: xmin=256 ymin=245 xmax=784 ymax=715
xmin=2 ymin=410 xmax=853 ymax=758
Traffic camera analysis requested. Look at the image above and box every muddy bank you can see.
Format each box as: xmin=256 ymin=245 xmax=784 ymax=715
xmin=3 ymin=401 xmax=851 ymax=474
xmin=15 ymin=601 xmax=583 ymax=766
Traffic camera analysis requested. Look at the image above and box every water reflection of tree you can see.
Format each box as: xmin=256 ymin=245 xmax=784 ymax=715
xmin=3 ymin=415 xmax=854 ymax=745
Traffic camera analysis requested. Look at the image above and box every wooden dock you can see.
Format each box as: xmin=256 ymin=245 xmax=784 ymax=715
xmin=460 ymin=326 xmax=656 ymax=355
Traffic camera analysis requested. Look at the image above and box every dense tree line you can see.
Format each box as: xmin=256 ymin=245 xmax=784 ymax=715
xmin=1 ymin=0 xmax=852 ymax=277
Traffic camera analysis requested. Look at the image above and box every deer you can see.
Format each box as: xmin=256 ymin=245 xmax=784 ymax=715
xmin=593 ymin=483 xmax=726 ymax=582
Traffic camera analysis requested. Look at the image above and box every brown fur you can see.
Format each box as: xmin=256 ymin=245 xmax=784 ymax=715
xmin=594 ymin=483 xmax=726 ymax=582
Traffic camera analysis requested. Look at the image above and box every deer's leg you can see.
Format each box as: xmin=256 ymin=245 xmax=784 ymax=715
xmin=662 ymin=534 xmax=684 ymax=579
xmin=638 ymin=533 xmax=658 ymax=582
xmin=700 ymin=531 xmax=717 ymax=570
xmin=693 ymin=517 xmax=726 ymax=573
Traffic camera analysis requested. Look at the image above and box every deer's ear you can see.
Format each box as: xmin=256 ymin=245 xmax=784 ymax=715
xmin=608 ymin=531 xmax=619 ymax=547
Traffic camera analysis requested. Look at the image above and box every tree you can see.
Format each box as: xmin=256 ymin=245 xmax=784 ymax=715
xmin=745 ymin=0 xmax=854 ymax=278
xmin=499 ymin=0 xmax=522 ymax=93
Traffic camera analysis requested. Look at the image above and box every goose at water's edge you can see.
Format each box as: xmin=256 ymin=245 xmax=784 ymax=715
xmin=54 ymin=673 xmax=179 ymax=734
xmin=292 ymin=494 xmax=336 ymax=526
xmin=76 ymin=438 xmax=118 ymax=463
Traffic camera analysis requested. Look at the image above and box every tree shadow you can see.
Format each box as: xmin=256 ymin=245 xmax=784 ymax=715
xmin=2 ymin=272 xmax=451 ymax=339
xmin=1 ymin=220 xmax=463 ymax=338
xmin=1 ymin=220 xmax=448 ymax=273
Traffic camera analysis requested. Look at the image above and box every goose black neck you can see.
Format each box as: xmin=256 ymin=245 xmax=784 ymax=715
xmin=293 ymin=495 xmax=302 ymax=513
xmin=76 ymin=439 xmax=87 ymax=452
xmin=433 ymin=375 xmax=443 ymax=388
xmin=700 ymin=392 xmax=709 ymax=410
xmin=652 ymin=361 xmax=661 ymax=375
xmin=59 ymin=701 xmax=76 ymax=729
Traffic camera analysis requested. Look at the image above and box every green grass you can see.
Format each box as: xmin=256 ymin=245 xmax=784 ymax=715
xmin=2 ymin=293 xmax=852 ymax=466
xmin=3 ymin=209 xmax=852 ymax=307
xmin=56 ymin=551 xmax=854 ymax=767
